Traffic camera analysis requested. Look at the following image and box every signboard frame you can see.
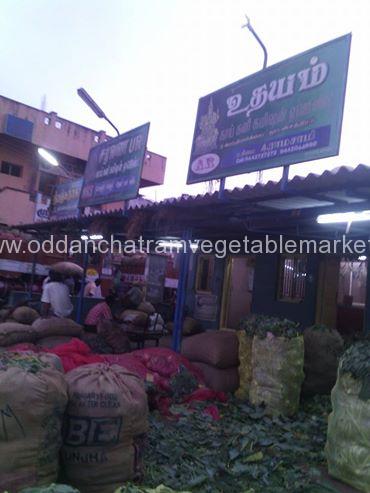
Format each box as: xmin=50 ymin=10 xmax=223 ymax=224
xmin=79 ymin=122 xmax=150 ymax=207
xmin=187 ymin=34 xmax=351 ymax=184
xmin=50 ymin=177 xmax=83 ymax=221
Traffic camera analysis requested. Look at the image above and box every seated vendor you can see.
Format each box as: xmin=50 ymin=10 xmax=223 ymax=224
xmin=84 ymin=294 xmax=115 ymax=333
xmin=41 ymin=270 xmax=73 ymax=318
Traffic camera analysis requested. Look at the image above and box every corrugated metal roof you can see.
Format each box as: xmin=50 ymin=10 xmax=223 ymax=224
xmin=129 ymin=163 xmax=370 ymax=210
xmin=16 ymin=163 xmax=370 ymax=231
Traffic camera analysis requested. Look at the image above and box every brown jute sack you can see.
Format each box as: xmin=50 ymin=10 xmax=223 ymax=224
xmin=0 ymin=322 xmax=36 ymax=347
xmin=302 ymin=327 xmax=344 ymax=396
xmin=119 ymin=310 xmax=148 ymax=327
xmin=0 ymin=308 xmax=11 ymax=322
xmin=12 ymin=306 xmax=39 ymax=325
xmin=62 ymin=363 xmax=149 ymax=493
xmin=0 ymin=352 xmax=68 ymax=492
xmin=137 ymin=301 xmax=155 ymax=314
xmin=182 ymin=330 xmax=239 ymax=369
xmin=192 ymin=361 xmax=240 ymax=393
xmin=37 ymin=335 xmax=74 ymax=349
xmin=97 ymin=320 xmax=131 ymax=354
xmin=32 ymin=317 xmax=83 ymax=340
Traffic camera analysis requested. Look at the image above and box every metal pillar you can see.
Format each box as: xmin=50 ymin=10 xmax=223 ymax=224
xmin=242 ymin=15 xmax=268 ymax=185
xmin=280 ymin=165 xmax=290 ymax=191
xmin=219 ymin=177 xmax=226 ymax=199
xmin=363 ymin=258 xmax=370 ymax=334
xmin=76 ymin=245 xmax=89 ymax=324
xmin=172 ymin=230 xmax=192 ymax=352
xmin=28 ymin=253 xmax=37 ymax=300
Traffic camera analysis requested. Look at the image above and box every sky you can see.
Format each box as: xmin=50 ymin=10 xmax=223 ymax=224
xmin=1 ymin=0 xmax=370 ymax=201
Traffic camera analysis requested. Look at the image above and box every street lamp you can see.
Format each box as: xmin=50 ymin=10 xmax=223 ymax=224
xmin=38 ymin=147 xmax=59 ymax=167
xmin=77 ymin=87 xmax=120 ymax=136
xmin=317 ymin=211 xmax=370 ymax=224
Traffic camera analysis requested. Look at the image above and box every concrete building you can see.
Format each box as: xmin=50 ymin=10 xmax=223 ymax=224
xmin=0 ymin=94 xmax=166 ymax=226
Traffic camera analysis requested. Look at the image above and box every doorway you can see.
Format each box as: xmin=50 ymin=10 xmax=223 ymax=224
xmin=336 ymin=258 xmax=367 ymax=338
xmin=316 ymin=255 xmax=367 ymax=338
xmin=221 ymin=256 xmax=255 ymax=329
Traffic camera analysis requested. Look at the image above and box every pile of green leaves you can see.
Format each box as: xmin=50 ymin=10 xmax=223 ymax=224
xmin=340 ymin=341 xmax=370 ymax=400
xmin=239 ymin=315 xmax=301 ymax=340
xmin=130 ymin=396 xmax=333 ymax=493
xmin=0 ymin=352 xmax=48 ymax=373
xmin=115 ymin=485 xmax=191 ymax=493
xmin=19 ymin=485 xmax=80 ymax=493
xmin=169 ymin=365 xmax=199 ymax=402
xmin=307 ymin=324 xmax=332 ymax=333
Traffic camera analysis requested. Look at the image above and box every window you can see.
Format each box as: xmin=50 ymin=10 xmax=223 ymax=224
xmin=338 ymin=259 xmax=367 ymax=307
xmin=196 ymin=255 xmax=214 ymax=292
xmin=1 ymin=161 xmax=22 ymax=177
xmin=55 ymin=121 xmax=62 ymax=129
xmin=278 ymin=254 xmax=307 ymax=302
xmin=94 ymin=135 xmax=99 ymax=143
xmin=44 ymin=117 xmax=50 ymax=125
xmin=38 ymin=171 xmax=58 ymax=196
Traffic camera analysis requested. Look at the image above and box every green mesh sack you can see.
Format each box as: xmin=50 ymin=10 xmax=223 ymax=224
xmin=20 ymin=484 xmax=80 ymax=493
xmin=114 ymin=485 xmax=191 ymax=493
xmin=325 ymin=342 xmax=370 ymax=493
xmin=235 ymin=330 xmax=253 ymax=400
xmin=249 ymin=335 xmax=304 ymax=416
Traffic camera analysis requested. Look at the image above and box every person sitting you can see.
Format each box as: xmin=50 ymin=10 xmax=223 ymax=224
xmin=84 ymin=278 xmax=103 ymax=298
xmin=84 ymin=294 xmax=115 ymax=333
xmin=83 ymin=278 xmax=97 ymax=297
xmin=121 ymin=283 xmax=144 ymax=309
xmin=41 ymin=270 xmax=73 ymax=318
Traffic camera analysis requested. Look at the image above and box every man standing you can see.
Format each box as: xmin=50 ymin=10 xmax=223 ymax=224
xmin=41 ymin=270 xmax=73 ymax=318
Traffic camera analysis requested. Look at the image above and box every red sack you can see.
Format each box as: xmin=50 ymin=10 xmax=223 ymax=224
xmin=6 ymin=342 xmax=39 ymax=352
xmin=42 ymin=338 xmax=104 ymax=372
xmin=132 ymin=347 xmax=204 ymax=382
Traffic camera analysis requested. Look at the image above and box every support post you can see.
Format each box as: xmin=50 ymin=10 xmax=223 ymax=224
xmin=363 ymin=258 xmax=370 ymax=334
xmin=280 ymin=165 xmax=290 ymax=191
xmin=76 ymin=243 xmax=89 ymax=324
xmin=28 ymin=253 xmax=37 ymax=300
xmin=172 ymin=230 xmax=192 ymax=352
xmin=219 ymin=177 xmax=226 ymax=199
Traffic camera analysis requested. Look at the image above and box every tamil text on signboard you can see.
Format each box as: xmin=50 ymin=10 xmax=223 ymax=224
xmin=187 ymin=34 xmax=351 ymax=183
xmin=79 ymin=122 xmax=150 ymax=207
xmin=51 ymin=178 xmax=83 ymax=220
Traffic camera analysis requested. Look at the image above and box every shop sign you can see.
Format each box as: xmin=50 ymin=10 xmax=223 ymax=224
xmin=187 ymin=34 xmax=351 ymax=183
xmin=79 ymin=123 xmax=150 ymax=207
xmin=51 ymin=178 xmax=83 ymax=220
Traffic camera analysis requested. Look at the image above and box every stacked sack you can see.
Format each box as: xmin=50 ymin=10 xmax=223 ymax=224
xmin=0 ymin=314 xmax=83 ymax=350
xmin=119 ymin=309 xmax=148 ymax=332
xmin=302 ymin=324 xmax=344 ymax=396
xmin=97 ymin=319 xmax=131 ymax=353
xmin=0 ymin=352 xmax=68 ymax=492
xmin=61 ymin=363 xmax=149 ymax=493
xmin=235 ymin=329 xmax=253 ymax=400
xmin=32 ymin=317 xmax=83 ymax=348
xmin=166 ymin=317 xmax=202 ymax=337
xmin=239 ymin=315 xmax=305 ymax=416
xmin=148 ymin=313 xmax=165 ymax=332
xmin=182 ymin=330 xmax=239 ymax=393
xmin=325 ymin=341 xmax=370 ymax=493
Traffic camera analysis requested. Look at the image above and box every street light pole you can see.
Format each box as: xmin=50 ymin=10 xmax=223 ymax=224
xmin=77 ymin=87 xmax=120 ymax=136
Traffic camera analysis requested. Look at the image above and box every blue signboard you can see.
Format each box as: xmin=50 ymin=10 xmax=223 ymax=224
xmin=79 ymin=122 xmax=150 ymax=207
xmin=51 ymin=177 xmax=83 ymax=220
xmin=187 ymin=34 xmax=351 ymax=184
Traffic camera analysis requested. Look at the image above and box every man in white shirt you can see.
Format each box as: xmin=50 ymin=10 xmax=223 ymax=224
xmin=41 ymin=270 xmax=73 ymax=318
